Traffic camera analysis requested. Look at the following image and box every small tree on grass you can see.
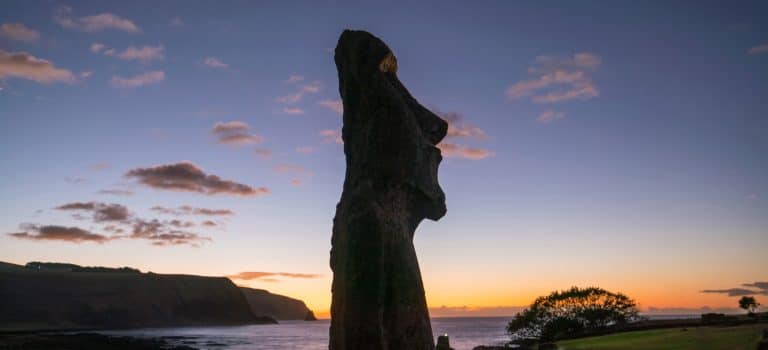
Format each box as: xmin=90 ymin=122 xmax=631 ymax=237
xmin=738 ymin=296 xmax=760 ymax=316
xmin=507 ymin=287 xmax=640 ymax=344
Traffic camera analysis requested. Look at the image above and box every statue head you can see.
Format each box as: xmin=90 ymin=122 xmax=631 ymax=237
xmin=335 ymin=30 xmax=447 ymax=221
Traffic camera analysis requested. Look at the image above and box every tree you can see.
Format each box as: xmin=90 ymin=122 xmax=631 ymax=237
xmin=738 ymin=296 xmax=760 ymax=316
xmin=507 ymin=287 xmax=640 ymax=344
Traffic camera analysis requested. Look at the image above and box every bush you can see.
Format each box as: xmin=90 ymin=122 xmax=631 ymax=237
xmin=506 ymin=287 xmax=640 ymax=344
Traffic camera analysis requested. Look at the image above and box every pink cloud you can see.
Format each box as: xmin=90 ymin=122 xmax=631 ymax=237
xmin=203 ymin=57 xmax=229 ymax=68
xmin=282 ymin=107 xmax=305 ymax=115
xmin=110 ymin=71 xmax=165 ymax=88
xmin=0 ymin=50 xmax=75 ymax=84
xmin=320 ymin=129 xmax=343 ymax=144
xmin=117 ymin=45 xmax=164 ymax=62
xmin=437 ymin=142 xmax=493 ymax=160
xmin=319 ymin=99 xmax=343 ymax=115
xmin=506 ymin=53 xmax=600 ymax=104
xmin=0 ymin=23 xmax=39 ymax=42
xmin=55 ymin=6 xmax=140 ymax=33
xmin=537 ymin=109 xmax=566 ymax=123
xmin=748 ymin=43 xmax=768 ymax=55
xmin=211 ymin=121 xmax=263 ymax=145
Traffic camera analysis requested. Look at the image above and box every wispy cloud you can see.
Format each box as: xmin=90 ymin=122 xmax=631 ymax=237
xmin=54 ymin=6 xmax=140 ymax=33
xmin=276 ymin=82 xmax=321 ymax=104
xmin=282 ymin=107 xmax=305 ymax=115
xmin=125 ymin=161 xmax=268 ymax=197
xmin=0 ymin=23 xmax=39 ymax=42
xmin=437 ymin=111 xmax=492 ymax=160
xmin=117 ymin=45 xmax=164 ymax=62
xmin=130 ymin=218 xmax=210 ymax=247
xmin=319 ymin=99 xmax=343 ymax=115
xmin=9 ymin=224 xmax=110 ymax=243
xmin=55 ymin=201 xmax=130 ymax=222
xmin=228 ymin=271 xmax=321 ymax=282
xmin=0 ymin=50 xmax=75 ymax=84
xmin=285 ymin=75 xmax=304 ymax=83
xmin=437 ymin=143 xmax=493 ymax=160
xmin=537 ymin=109 xmax=566 ymax=123
xmin=253 ymin=148 xmax=272 ymax=159
xmin=150 ymin=205 xmax=235 ymax=216
xmin=169 ymin=17 xmax=184 ymax=27
xmin=203 ymin=57 xmax=229 ymax=68
xmin=320 ymin=129 xmax=342 ymax=144
xmin=211 ymin=121 xmax=263 ymax=145
xmin=110 ymin=71 xmax=165 ymax=88
xmin=274 ymin=163 xmax=315 ymax=186
xmin=90 ymin=43 xmax=106 ymax=53
xmin=748 ymin=43 xmax=768 ymax=55
xmin=506 ymin=52 xmax=600 ymax=104
xmin=97 ymin=189 xmax=134 ymax=196
xmin=701 ymin=281 xmax=768 ymax=296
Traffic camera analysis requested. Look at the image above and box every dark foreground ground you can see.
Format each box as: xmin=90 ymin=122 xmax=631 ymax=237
xmin=0 ymin=333 xmax=201 ymax=350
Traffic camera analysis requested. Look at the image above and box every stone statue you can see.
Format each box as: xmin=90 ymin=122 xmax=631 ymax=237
xmin=330 ymin=30 xmax=448 ymax=350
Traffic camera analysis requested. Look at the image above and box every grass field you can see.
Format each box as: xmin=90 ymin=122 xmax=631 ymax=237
xmin=556 ymin=324 xmax=765 ymax=350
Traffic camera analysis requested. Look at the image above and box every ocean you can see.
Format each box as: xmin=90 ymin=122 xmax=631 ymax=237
xmin=101 ymin=317 xmax=513 ymax=350
xmin=100 ymin=315 xmax=700 ymax=350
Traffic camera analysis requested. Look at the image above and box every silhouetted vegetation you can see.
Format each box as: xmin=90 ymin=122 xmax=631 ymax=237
xmin=506 ymin=286 xmax=640 ymax=345
xmin=739 ymin=296 xmax=760 ymax=317
xmin=25 ymin=261 xmax=140 ymax=273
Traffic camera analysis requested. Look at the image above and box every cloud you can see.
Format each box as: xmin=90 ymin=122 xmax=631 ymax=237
xmin=130 ymin=218 xmax=210 ymax=247
xmin=125 ymin=161 xmax=268 ymax=197
xmin=201 ymin=220 xmax=217 ymax=227
xmin=506 ymin=52 xmax=600 ymax=104
xmin=320 ymin=129 xmax=343 ymax=144
xmin=90 ymin=162 xmax=110 ymax=171
xmin=437 ymin=143 xmax=493 ymax=160
xmin=436 ymin=111 xmax=492 ymax=160
xmin=743 ymin=282 xmax=768 ymax=290
xmin=319 ymin=99 xmax=343 ymax=115
xmin=274 ymin=163 xmax=314 ymax=186
xmin=276 ymin=82 xmax=321 ymax=104
xmin=0 ymin=50 xmax=75 ymax=84
xmin=8 ymin=224 xmax=109 ymax=243
xmin=282 ymin=107 xmax=305 ymax=115
xmin=643 ymin=306 xmax=741 ymax=315
xmin=253 ymin=148 xmax=272 ymax=159
xmin=97 ymin=189 xmax=134 ymax=196
xmin=55 ymin=202 xmax=130 ymax=222
xmin=537 ymin=109 xmax=566 ymax=123
xmin=117 ymin=45 xmax=164 ymax=62
xmin=150 ymin=205 xmax=234 ymax=216
xmin=296 ymin=146 xmax=315 ymax=154
xmin=169 ymin=17 xmax=184 ymax=27
xmin=228 ymin=271 xmax=321 ymax=282
xmin=211 ymin=121 xmax=263 ymax=145
xmin=0 ymin=23 xmax=40 ymax=42
xmin=54 ymin=6 xmax=140 ymax=33
xmin=701 ymin=288 xmax=768 ymax=296
xmin=79 ymin=71 xmax=93 ymax=79
xmin=285 ymin=75 xmax=304 ymax=83
xmin=203 ymin=57 xmax=229 ymax=68
xmin=748 ymin=44 xmax=768 ymax=55
xmin=110 ymin=71 xmax=164 ymax=88
xmin=90 ymin=43 xmax=105 ymax=53
xmin=64 ymin=176 xmax=87 ymax=184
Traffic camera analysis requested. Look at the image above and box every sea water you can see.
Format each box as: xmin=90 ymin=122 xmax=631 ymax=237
xmin=100 ymin=315 xmax=700 ymax=350
xmin=101 ymin=317 xmax=512 ymax=350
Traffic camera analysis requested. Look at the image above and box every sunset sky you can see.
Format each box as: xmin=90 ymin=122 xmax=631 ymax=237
xmin=1 ymin=1 xmax=767 ymax=318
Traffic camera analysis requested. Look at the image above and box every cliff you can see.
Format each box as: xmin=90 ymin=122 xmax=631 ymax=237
xmin=240 ymin=286 xmax=317 ymax=320
xmin=0 ymin=262 xmax=276 ymax=331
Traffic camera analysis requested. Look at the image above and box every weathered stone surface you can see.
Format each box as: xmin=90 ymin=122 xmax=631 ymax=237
xmin=329 ymin=30 xmax=448 ymax=350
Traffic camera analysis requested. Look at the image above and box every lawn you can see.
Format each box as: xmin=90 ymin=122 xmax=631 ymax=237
xmin=556 ymin=324 xmax=765 ymax=350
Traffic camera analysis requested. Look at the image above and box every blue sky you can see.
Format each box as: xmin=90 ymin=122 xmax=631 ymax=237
xmin=1 ymin=0 xmax=767 ymax=315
